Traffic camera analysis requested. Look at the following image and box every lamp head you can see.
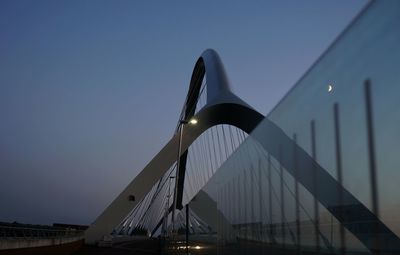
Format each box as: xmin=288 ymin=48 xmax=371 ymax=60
xmin=179 ymin=118 xmax=198 ymax=125
xmin=189 ymin=118 xmax=198 ymax=125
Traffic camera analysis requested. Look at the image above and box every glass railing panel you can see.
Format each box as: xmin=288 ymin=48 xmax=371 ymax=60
xmin=168 ymin=2 xmax=400 ymax=254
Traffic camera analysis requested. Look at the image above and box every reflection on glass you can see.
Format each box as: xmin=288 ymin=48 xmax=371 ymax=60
xmin=163 ymin=1 xmax=400 ymax=254
xmin=177 ymin=1 xmax=400 ymax=255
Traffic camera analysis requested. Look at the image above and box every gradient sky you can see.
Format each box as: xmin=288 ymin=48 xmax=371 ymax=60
xmin=0 ymin=0 xmax=367 ymax=225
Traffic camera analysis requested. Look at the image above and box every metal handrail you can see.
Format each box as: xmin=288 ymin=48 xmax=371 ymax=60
xmin=0 ymin=225 xmax=84 ymax=240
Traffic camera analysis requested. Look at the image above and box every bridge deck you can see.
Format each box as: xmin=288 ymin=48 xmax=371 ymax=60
xmin=73 ymin=240 xmax=160 ymax=255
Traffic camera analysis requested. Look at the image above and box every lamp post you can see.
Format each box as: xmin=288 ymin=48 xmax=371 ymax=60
xmin=163 ymin=176 xmax=175 ymax=238
xmin=186 ymin=203 xmax=189 ymax=255
xmin=171 ymin=118 xmax=198 ymax=236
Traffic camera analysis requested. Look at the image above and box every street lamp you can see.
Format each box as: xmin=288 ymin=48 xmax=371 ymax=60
xmin=171 ymin=118 xmax=198 ymax=235
xmin=163 ymin=176 xmax=175 ymax=237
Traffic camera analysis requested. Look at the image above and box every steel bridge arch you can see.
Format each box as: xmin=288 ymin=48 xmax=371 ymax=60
xmin=85 ymin=49 xmax=264 ymax=244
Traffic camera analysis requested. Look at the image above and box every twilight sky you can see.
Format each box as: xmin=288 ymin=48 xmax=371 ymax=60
xmin=0 ymin=0 xmax=366 ymax=225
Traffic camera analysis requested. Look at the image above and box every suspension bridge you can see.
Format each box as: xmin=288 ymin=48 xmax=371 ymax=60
xmin=2 ymin=1 xmax=400 ymax=255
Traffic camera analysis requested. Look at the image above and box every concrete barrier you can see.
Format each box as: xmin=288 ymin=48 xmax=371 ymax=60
xmin=0 ymin=236 xmax=83 ymax=255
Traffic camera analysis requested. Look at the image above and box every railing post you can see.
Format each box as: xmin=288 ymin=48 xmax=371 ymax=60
xmin=279 ymin=145 xmax=286 ymax=250
xmin=334 ymin=102 xmax=346 ymax=255
xmin=364 ymin=79 xmax=380 ymax=254
xmin=310 ymin=120 xmax=320 ymax=253
xmin=293 ymin=133 xmax=301 ymax=254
